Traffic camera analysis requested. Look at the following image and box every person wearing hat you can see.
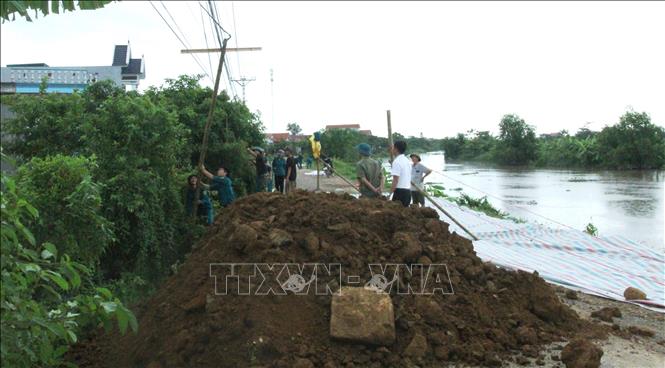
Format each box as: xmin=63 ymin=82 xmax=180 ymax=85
xmin=355 ymin=143 xmax=384 ymax=198
xmin=410 ymin=153 xmax=432 ymax=206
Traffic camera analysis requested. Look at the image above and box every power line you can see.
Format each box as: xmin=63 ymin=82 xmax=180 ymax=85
xmin=149 ymin=1 xmax=212 ymax=82
xmin=208 ymin=0 xmax=238 ymax=99
xmin=231 ymin=1 xmax=241 ymax=78
xmin=198 ymin=2 xmax=214 ymax=78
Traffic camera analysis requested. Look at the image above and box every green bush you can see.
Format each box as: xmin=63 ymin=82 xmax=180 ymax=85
xmin=16 ymin=154 xmax=113 ymax=268
xmin=1 ymin=162 xmax=136 ymax=368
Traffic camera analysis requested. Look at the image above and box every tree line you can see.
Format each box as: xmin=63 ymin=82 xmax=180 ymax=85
xmin=1 ymin=75 xmax=264 ymax=366
xmin=295 ymin=111 xmax=664 ymax=170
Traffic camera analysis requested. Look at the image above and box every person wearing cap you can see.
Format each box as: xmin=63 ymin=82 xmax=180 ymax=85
xmin=355 ymin=143 xmax=384 ymax=198
xmin=410 ymin=154 xmax=432 ymax=207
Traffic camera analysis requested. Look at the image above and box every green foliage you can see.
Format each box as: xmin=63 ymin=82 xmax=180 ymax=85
xmin=1 ymin=0 xmax=114 ymax=22
xmin=2 ymin=92 xmax=87 ymax=158
xmin=16 ymin=154 xmax=113 ymax=268
xmin=494 ymin=114 xmax=537 ymax=165
xmin=596 ymin=110 xmax=665 ymax=169
xmin=584 ymin=222 xmax=598 ymax=236
xmin=286 ymin=123 xmax=302 ymax=136
xmin=82 ymin=93 xmax=190 ymax=281
xmin=146 ymin=75 xmax=264 ymax=195
xmin=4 ymin=75 xmax=266 ymax=285
xmin=1 ymin=162 xmax=136 ymax=368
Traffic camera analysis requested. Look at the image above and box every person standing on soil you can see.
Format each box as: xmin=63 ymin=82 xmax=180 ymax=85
xmin=184 ymin=175 xmax=214 ymax=225
xmin=248 ymin=147 xmax=268 ymax=193
xmin=272 ymin=150 xmax=287 ymax=193
xmin=285 ymin=149 xmax=298 ymax=193
xmin=199 ymin=164 xmax=236 ymax=207
xmin=355 ymin=143 xmax=384 ymax=198
xmin=410 ymin=154 xmax=432 ymax=207
xmin=390 ymin=140 xmax=412 ymax=207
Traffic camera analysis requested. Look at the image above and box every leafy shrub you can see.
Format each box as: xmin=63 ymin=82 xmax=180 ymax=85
xmin=16 ymin=154 xmax=113 ymax=267
xmin=1 ymin=161 xmax=136 ymax=368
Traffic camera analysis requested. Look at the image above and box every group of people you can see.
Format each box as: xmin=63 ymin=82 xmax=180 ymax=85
xmin=355 ymin=140 xmax=431 ymax=207
xmin=185 ymin=140 xmax=430 ymax=225
xmin=251 ymin=147 xmax=299 ymax=194
xmin=185 ymin=146 xmax=308 ymax=225
xmin=184 ymin=164 xmax=236 ymax=225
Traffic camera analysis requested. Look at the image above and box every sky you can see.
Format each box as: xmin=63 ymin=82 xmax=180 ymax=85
xmin=1 ymin=1 xmax=664 ymax=138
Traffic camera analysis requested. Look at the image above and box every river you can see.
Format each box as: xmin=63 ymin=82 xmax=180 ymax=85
xmin=417 ymin=152 xmax=664 ymax=251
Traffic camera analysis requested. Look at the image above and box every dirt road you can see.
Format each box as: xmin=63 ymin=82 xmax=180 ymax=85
xmin=296 ymin=167 xmax=358 ymax=194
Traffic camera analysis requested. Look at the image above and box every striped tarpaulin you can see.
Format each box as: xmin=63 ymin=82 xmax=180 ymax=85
xmin=427 ymin=197 xmax=665 ymax=311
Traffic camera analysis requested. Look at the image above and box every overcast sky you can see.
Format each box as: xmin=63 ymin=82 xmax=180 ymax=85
xmin=2 ymin=1 xmax=664 ymax=137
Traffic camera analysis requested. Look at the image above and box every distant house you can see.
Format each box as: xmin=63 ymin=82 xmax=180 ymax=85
xmin=539 ymin=132 xmax=564 ymax=140
xmin=0 ymin=42 xmax=145 ymax=95
xmin=265 ymin=133 xmax=290 ymax=144
xmin=324 ymin=124 xmax=373 ymax=136
xmin=325 ymin=124 xmax=361 ymax=131
xmin=265 ymin=132 xmax=309 ymax=144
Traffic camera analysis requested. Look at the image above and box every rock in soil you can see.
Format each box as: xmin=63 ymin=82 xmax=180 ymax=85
xmin=330 ymin=287 xmax=395 ymax=346
xmin=628 ymin=326 xmax=655 ymax=337
xmin=590 ymin=307 xmax=622 ymax=322
xmin=623 ymin=287 xmax=647 ymax=300
xmin=561 ymin=338 xmax=603 ymax=368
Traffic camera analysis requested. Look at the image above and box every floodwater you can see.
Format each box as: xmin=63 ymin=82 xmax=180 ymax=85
xmin=418 ymin=152 xmax=665 ymax=251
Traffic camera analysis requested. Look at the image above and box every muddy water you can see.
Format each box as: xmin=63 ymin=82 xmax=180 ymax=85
xmin=418 ymin=152 xmax=664 ymax=251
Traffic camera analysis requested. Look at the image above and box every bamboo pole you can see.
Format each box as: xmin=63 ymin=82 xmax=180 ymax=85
xmin=413 ymin=182 xmax=479 ymax=241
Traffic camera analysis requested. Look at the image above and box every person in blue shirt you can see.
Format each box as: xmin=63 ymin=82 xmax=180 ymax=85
xmin=199 ymin=164 xmax=236 ymax=207
xmin=184 ymin=175 xmax=214 ymax=225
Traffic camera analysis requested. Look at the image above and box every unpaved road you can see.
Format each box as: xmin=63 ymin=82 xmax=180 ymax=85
xmin=296 ymin=168 xmax=359 ymax=194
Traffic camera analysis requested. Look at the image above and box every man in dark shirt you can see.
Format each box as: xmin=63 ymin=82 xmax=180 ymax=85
xmin=285 ymin=148 xmax=298 ymax=193
xmin=248 ymin=147 xmax=268 ymax=193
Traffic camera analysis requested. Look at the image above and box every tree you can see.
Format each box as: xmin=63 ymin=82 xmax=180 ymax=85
xmin=596 ymin=110 xmax=665 ymax=169
xmin=1 ymin=0 xmax=114 ymax=22
xmin=494 ymin=114 xmax=537 ymax=165
xmin=287 ymin=123 xmax=302 ymax=136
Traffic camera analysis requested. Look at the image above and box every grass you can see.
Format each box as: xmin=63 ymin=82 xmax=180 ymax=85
xmin=424 ymin=183 xmax=524 ymax=223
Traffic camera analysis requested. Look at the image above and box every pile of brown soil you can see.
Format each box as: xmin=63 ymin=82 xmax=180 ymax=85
xmin=71 ymin=191 xmax=601 ymax=367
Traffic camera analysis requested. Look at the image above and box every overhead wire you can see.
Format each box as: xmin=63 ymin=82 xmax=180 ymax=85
xmin=231 ymin=1 xmax=241 ymax=78
xmin=149 ymin=1 xmax=212 ymax=82
xmin=208 ymin=0 xmax=238 ymax=99
xmin=159 ymin=1 xmax=211 ymax=82
xmin=198 ymin=2 xmax=215 ymax=79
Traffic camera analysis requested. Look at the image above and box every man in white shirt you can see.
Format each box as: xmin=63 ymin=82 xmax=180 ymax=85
xmin=390 ymin=140 xmax=412 ymax=207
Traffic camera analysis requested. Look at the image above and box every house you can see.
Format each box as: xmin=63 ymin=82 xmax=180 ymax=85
xmin=325 ymin=124 xmax=361 ymax=131
xmin=265 ymin=132 xmax=290 ymax=144
xmin=0 ymin=42 xmax=145 ymax=95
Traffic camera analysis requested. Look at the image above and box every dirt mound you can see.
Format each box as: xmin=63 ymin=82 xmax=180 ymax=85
xmin=71 ymin=191 xmax=599 ymax=367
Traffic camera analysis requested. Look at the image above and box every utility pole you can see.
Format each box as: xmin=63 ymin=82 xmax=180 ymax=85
xmin=231 ymin=76 xmax=256 ymax=103
xmin=180 ymin=46 xmax=261 ymax=100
